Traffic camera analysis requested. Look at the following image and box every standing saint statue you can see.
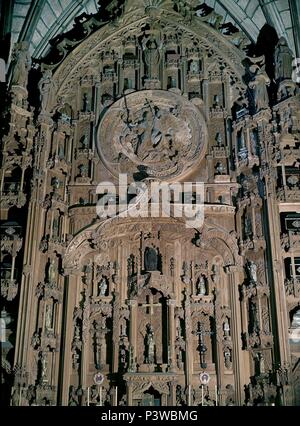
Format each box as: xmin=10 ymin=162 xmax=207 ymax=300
xmin=98 ymin=276 xmax=108 ymax=296
xmin=248 ymin=260 xmax=258 ymax=284
xmin=145 ymin=323 xmax=155 ymax=364
xmin=39 ymin=352 xmax=48 ymax=384
xmin=223 ymin=317 xmax=230 ymax=337
xmin=45 ymin=303 xmax=53 ymax=330
xmin=142 ymin=34 xmax=163 ymax=80
xmin=144 ymin=246 xmax=158 ymax=271
xmin=38 ymin=69 xmax=53 ymax=111
xmin=249 ymin=300 xmax=259 ymax=333
xmin=11 ymin=42 xmax=30 ymax=88
xmin=275 ymin=37 xmax=294 ymax=82
xmin=197 ymin=275 xmax=206 ymax=295
xmin=249 ymin=65 xmax=270 ymax=111
xmin=47 ymin=259 xmax=56 ymax=284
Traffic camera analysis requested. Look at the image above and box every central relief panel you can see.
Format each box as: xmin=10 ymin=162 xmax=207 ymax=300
xmin=97 ymin=90 xmax=207 ymax=180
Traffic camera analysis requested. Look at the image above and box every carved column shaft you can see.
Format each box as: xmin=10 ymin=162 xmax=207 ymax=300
xmin=60 ymin=274 xmax=78 ymax=405
xmin=226 ymin=266 xmax=246 ymax=405
xmin=184 ymin=294 xmax=193 ymax=385
xmin=167 ymin=299 xmax=176 ymax=366
xmin=128 ymin=299 xmax=137 ymax=359
xmin=14 ymin=199 xmax=42 ymax=381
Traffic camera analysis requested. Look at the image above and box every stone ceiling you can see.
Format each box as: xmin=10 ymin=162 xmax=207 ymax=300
xmin=10 ymin=0 xmax=299 ymax=59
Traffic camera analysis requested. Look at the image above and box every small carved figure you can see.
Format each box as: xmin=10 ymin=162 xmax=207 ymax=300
xmin=142 ymin=34 xmax=163 ymax=80
xmin=215 ymin=162 xmax=226 ymax=175
xmin=249 ymin=299 xmax=259 ymax=333
xmin=51 ymin=177 xmax=60 ymax=191
xmin=215 ymin=132 xmax=223 ymax=146
xmin=68 ymin=386 xmax=78 ymax=406
xmin=223 ymin=318 xmax=230 ymax=337
xmin=145 ymin=323 xmax=155 ymax=364
xmin=39 ymin=352 xmax=48 ymax=384
xmin=275 ymin=37 xmax=294 ymax=82
xmin=190 ymin=60 xmax=199 ymax=73
xmin=197 ymin=275 xmax=206 ymax=295
xmin=38 ymin=70 xmax=52 ymax=111
xmin=224 ymin=349 xmax=232 ymax=369
xmin=82 ymin=93 xmax=90 ymax=112
xmin=144 ymin=246 xmax=158 ymax=271
xmin=47 ymin=259 xmax=56 ymax=284
xmin=249 ymin=65 xmax=270 ymax=111
xmin=79 ymin=164 xmax=89 ymax=178
xmin=248 ymin=260 xmax=257 ymax=283
xmin=45 ymin=303 xmax=53 ymax=330
xmin=98 ymin=276 xmax=108 ymax=296
xmin=11 ymin=42 xmax=30 ymax=88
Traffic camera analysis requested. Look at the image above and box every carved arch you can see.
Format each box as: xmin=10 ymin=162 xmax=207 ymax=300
xmin=48 ymin=9 xmax=246 ymax=107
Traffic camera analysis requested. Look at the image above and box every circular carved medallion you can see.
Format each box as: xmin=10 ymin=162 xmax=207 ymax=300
xmin=97 ymin=90 xmax=207 ymax=180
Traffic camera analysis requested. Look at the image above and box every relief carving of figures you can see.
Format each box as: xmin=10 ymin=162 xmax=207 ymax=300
xmin=225 ymin=384 xmax=235 ymax=406
xmin=26 ymin=385 xmax=36 ymax=406
xmin=176 ymin=385 xmax=185 ymax=406
xmin=275 ymin=37 xmax=293 ymax=82
xmin=11 ymin=388 xmax=20 ymax=406
xmin=68 ymin=386 xmax=79 ymax=406
xmin=98 ymin=90 xmax=204 ymax=180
